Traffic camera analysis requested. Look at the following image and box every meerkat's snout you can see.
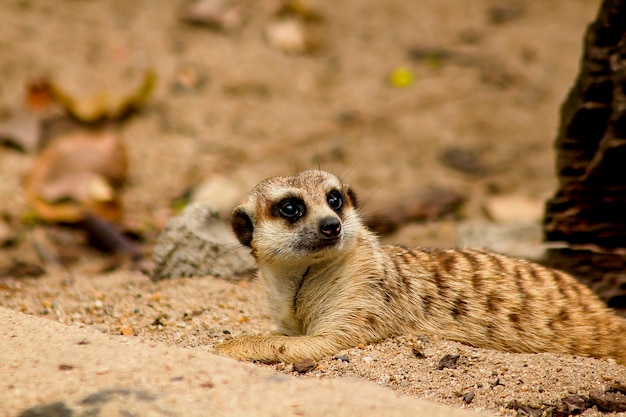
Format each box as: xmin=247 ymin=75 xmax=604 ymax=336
xmin=319 ymin=216 xmax=341 ymax=239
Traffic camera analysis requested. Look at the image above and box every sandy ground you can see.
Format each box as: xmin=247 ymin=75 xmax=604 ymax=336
xmin=2 ymin=306 xmax=497 ymax=417
xmin=2 ymin=0 xmax=626 ymax=416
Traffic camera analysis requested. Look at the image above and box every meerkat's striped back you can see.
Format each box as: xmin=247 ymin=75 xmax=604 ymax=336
xmin=379 ymin=246 xmax=626 ymax=363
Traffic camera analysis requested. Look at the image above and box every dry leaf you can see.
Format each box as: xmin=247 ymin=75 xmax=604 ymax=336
xmin=275 ymin=0 xmax=324 ymax=22
xmin=0 ymin=260 xmax=45 ymax=278
xmin=26 ymin=79 xmax=56 ymax=111
xmin=50 ymin=70 xmax=156 ymax=123
xmin=25 ymin=130 xmax=127 ymax=223
xmin=0 ymin=112 xmax=41 ymax=152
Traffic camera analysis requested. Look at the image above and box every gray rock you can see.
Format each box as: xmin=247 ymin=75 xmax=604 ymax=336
xmin=18 ymin=402 xmax=73 ymax=417
xmin=19 ymin=389 xmax=173 ymax=417
xmin=457 ymin=220 xmax=546 ymax=261
xmin=151 ymin=203 xmax=253 ymax=281
xmin=191 ymin=174 xmax=250 ymax=216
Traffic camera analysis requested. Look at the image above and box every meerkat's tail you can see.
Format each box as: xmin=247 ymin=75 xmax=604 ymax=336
xmin=616 ymin=317 xmax=626 ymax=366
xmin=601 ymin=312 xmax=626 ymax=366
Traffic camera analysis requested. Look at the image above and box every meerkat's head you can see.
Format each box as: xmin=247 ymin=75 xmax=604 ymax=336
xmin=231 ymin=170 xmax=362 ymax=265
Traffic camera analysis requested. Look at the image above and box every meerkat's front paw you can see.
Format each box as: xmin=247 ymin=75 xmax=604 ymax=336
xmin=214 ymin=337 xmax=253 ymax=361
xmin=215 ymin=335 xmax=291 ymax=363
xmin=214 ymin=334 xmax=340 ymax=363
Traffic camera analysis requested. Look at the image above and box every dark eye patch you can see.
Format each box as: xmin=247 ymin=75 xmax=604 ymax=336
xmin=274 ymin=198 xmax=306 ymax=222
xmin=327 ymin=190 xmax=343 ymax=212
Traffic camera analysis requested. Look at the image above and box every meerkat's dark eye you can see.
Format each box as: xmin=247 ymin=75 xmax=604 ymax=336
xmin=276 ymin=198 xmax=306 ymax=221
xmin=327 ymin=190 xmax=343 ymax=211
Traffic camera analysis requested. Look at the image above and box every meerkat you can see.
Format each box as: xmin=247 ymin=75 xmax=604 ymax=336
xmin=215 ymin=170 xmax=626 ymax=365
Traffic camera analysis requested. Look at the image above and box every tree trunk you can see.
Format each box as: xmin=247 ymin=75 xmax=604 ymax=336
xmin=544 ymin=0 xmax=626 ymax=248
xmin=543 ymin=0 xmax=626 ymax=310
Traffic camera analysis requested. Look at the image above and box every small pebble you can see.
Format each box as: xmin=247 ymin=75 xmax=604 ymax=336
xmin=292 ymin=358 xmax=316 ymax=374
xmin=488 ymin=3 xmax=525 ymax=25
xmin=490 ymin=377 xmax=504 ymax=388
xmin=265 ymin=19 xmax=307 ymax=54
xmin=179 ymin=0 xmax=244 ymax=32
xmin=437 ymin=354 xmax=460 ymax=370
xmin=463 ymin=390 xmax=475 ymax=404
xmin=514 ymin=405 xmax=542 ymax=417
xmin=561 ymin=395 xmax=587 ymax=414
xmin=412 ymin=346 xmax=425 ymax=358
xmin=171 ymin=63 xmax=208 ymax=92
xmin=362 ymin=356 xmax=373 ymax=364
xmin=119 ymin=325 xmax=134 ymax=336
xmin=333 ymin=355 xmax=350 ymax=363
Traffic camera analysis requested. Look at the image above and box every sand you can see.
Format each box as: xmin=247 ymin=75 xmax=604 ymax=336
xmin=1 ymin=0 xmax=625 ymax=416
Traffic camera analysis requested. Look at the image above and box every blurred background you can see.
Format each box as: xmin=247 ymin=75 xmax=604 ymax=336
xmin=6 ymin=5 xmax=626 ymax=415
xmin=0 ymin=0 xmax=600 ymax=270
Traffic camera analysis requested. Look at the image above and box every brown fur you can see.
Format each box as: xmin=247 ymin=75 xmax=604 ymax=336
xmin=216 ymin=170 xmax=626 ymax=365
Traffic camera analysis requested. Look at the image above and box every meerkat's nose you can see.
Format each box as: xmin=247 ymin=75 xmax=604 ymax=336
xmin=319 ymin=217 xmax=342 ymax=238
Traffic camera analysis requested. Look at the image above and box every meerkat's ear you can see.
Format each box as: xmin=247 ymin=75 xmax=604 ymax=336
xmin=344 ymin=186 xmax=358 ymax=209
xmin=231 ymin=206 xmax=254 ymax=247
